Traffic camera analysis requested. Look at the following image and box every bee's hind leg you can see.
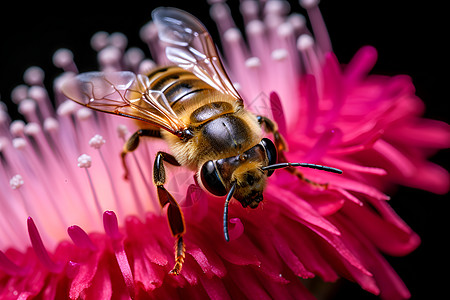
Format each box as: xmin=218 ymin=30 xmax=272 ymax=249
xmin=121 ymin=128 xmax=161 ymax=179
xmin=153 ymin=151 xmax=186 ymax=275
xmin=257 ymin=115 xmax=329 ymax=189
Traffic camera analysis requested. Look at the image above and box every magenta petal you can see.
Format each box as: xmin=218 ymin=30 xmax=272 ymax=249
xmin=69 ymin=252 xmax=100 ymax=299
xmin=271 ymin=230 xmax=314 ymax=278
xmin=67 ymin=225 xmax=97 ymax=251
xmin=103 ymin=211 xmax=135 ymax=299
xmin=27 ymin=217 xmax=63 ymax=273
xmin=228 ymin=218 xmax=244 ymax=241
xmin=84 ymin=261 xmax=113 ymax=300
xmin=0 ymin=250 xmax=29 ymax=276
xmin=199 ymin=276 xmax=231 ymax=300
xmin=269 ymin=91 xmax=287 ymax=136
xmin=187 ymin=245 xmax=218 ymax=278
xmin=300 ymin=75 xmax=319 ymax=135
xmin=304 ymin=127 xmax=342 ymax=161
xmin=322 ymin=52 xmax=345 ymax=124
xmin=343 ymin=202 xmax=420 ymax=256
xmin=344 ymin=46 xmax=378 ymax=85
xmin=103 ymin=210 xmax=122 ymax=240
xmin=333 ymin=212 xmax=412 ymax=299
xmin=267 ymin=186 xmax=340 ymax=235
xmin=228 ymin=264 xmax=272 ymax=300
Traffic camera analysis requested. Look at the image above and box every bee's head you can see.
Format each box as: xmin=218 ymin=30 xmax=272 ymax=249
xmin=200 ymin=137 xmax=342 ymax=242
xmin=199 ymin=138 xmax=277 ymax=209
xmin=230 ymin=162 xmax=266 ymax=209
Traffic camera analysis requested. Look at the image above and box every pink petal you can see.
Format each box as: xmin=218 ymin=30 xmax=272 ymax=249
xmin=277 ymin=220 xmax=339 ymax=281
xmin=199 ymin=276 xmax=232 ymax=300
xmin=103 ymin=211 xmax=135 ymax=299
xmin=269 ymin=91 xmax=287 ymax=137
xmin=267 ymin=185 xmax=341 ymax=235
xmin=67 ymin=225 xmax=97 ymax=251
xmin=344 ymin=46 xmax=378 ymax=85
xmin=271 ymin=229 xmax=315 ymax=278
xmin=228 ymin=218 xmax=244 ymax=241
xmin=342 ymin=202 xmax=420 ymax=256
xmin=27 ymin=217 xmax=63 ymax=273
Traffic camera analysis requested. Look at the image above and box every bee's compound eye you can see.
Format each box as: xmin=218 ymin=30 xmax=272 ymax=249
xmin=200 ymin=160 xmax=227 ymax=196
xmin=260 ymin=138 xmax=277 ymax=177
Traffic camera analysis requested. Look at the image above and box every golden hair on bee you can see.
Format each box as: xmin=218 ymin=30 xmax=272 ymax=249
xmin=231 ymin=160 xmax=264 ymax=186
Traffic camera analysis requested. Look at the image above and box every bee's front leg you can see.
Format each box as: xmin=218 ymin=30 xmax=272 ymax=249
xmin=257 ymin=115 xmax=288 ymax=153
xmin=153 ymin=151 xmax=186 ymax=275
xmin=257 ymin=115 xmax=328 ymax=189
xmin=121 ymin=129 xmax=161 ymax=179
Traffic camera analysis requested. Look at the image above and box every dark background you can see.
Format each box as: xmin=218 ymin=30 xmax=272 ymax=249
xmin=1 ymin=1 xmax=448 ymax=299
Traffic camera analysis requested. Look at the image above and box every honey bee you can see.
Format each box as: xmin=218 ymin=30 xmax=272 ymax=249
xmin=61 ymin=7 xmax=342 ymax=275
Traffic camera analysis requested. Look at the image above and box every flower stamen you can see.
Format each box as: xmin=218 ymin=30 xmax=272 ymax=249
xmin=78 ymin=154 xmax=103 ymax=217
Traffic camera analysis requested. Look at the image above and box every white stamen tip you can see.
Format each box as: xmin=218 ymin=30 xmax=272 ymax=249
xmin=44 ymin=118 xmax=59 ymax=132
xmin=98 ymin=46 xmax=122 ymax=65
xmin=117 ymin=124 xmax=129 ymax=139
xmin=139 ymin=22 xmax=158 ymax=43
xmin=246 ymin=20 xmax=265 ymax=35
xmin=245 ymin=57 xmax=261 ymax=68
xmin=89 ymin=134 xmax=106 ymax=149
xmin=265 ymin=0 xmax=290 ymax=15
xmin=18 ymin=99 xmax=36 ymax=115
xmin=91 ymin=31 xmax=109 ymax=51
xmin=271 ymin=48 xmax=288 ymax=61
xmin=23 ymin=66 xmax=45 ymax=85
xmin=224 ymin=28 xmax=242 ymax=43
xmin=10 ymin=174 xmax=24 ymax=189
xmin=125 ymin=47 xmax=145 ymax=68
xmin=57 ymin=100 xmax=77 ymax=116
xmin=53 ymin=48 xmax=74 ymax=68
xmin=277 ymin=22 xmax=294 ymax=37
xmin=300 ymin=0 xmax=320 ymax=9
xmin=240 ymin=0 xmax=258 ymax=16
xmin=11 ymin=85 xmax=28 ymax=104
xmin=76 ymin=108 xmax=93 ymax=121
xmin=297 ymin=34 xmax=314 ymax=51
xmin=210 ymin=3 xmax=231 ymax=21
xmin=54 ymin=72 xmax=75 ymax=92
xmin=109 ymin=32 xmax=128 ymax=50
xmin=24 ymin=123 xmax=41 ymax=136
xmin=288 ymin=13 xmax=306 ymax=31
xmin=138 ymin=59 xmax=157 ymax=75
xmin=78 ymin=154 xmax=92 ymax=168
xmin=28 ymin=86 xmax=48 ymax=102
xmin=12 ymin=138 xmax=27 ymax=150
xmin=10 ymin=120 xmax=26 ymax=136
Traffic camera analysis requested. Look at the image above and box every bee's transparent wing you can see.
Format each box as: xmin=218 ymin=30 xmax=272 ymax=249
xmin=152 ymin=7 xmax=241 ymax=101
xmin=61 ymin=71 xmax=187 ymax=135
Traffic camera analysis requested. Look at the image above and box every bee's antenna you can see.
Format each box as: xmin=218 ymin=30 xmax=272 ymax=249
xmin=262 ymin=163 xmax=343 ymax=174
xmin=223 ymin=182 xmax=237 ymax=242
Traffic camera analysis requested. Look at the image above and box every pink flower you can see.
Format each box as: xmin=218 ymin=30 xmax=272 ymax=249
xmin=0 ymin=1 xmax=448 ymax=299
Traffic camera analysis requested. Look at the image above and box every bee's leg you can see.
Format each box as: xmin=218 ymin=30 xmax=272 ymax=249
xmin=257 ymin=115 xmax=328 ymax=189
xmin=121 ymin=129 xmax=161 ymax=179
xmin=256 ymin=115 xmax=287 ymax=152
xmin=153 ymin=151 xmax=185 ymax=275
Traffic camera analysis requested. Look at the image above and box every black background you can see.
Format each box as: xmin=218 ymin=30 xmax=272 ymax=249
xmin=0 ymin=1 xmax=448 ymax=299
